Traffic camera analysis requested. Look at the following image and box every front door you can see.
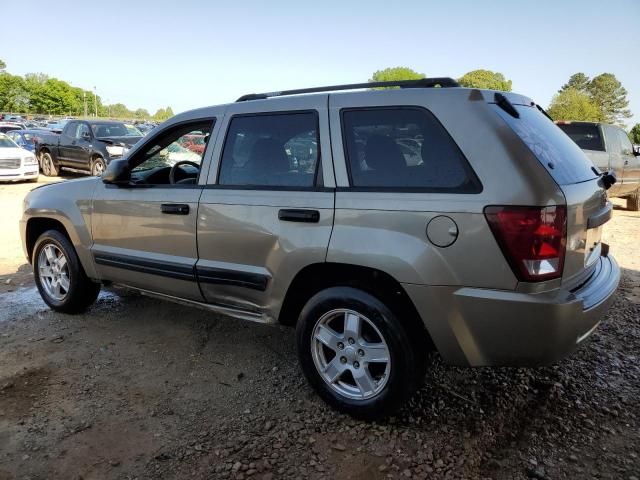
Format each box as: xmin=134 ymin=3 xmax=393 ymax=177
xmin=197 ymin=96 xmax=335 ymax=322
xmin=91 ymin=117 xmax=219 ymax=301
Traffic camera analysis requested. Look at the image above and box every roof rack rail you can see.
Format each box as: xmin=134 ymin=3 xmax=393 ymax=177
xmin=236 ymin=77 xmax=460 ymax=102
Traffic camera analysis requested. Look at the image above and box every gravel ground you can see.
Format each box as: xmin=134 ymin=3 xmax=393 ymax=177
xmin=0 ymin=182 xmax=638 ymax=480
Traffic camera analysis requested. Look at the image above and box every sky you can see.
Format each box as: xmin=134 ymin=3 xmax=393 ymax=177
xmin=3 ymin=0 xmax=639 ymax=125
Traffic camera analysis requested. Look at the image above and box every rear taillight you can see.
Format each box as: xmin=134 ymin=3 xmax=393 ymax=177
xmin=484 ymin=205 xmax=567 ymax=282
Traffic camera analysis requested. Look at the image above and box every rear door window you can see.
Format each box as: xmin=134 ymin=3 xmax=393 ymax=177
xmin=556 ymin=123 xmax=604 ymax=151
xmin=493 ymin=105 xmax=598 ymax=185
xmin=340 ymin=107 xmax=481 ymax=192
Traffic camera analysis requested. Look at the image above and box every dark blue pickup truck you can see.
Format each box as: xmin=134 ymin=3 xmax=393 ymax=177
xmin=36 ymin=120 xmax=142 ymax=176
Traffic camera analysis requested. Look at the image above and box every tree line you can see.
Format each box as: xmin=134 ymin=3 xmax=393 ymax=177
xmin=369 ymin=67 xmax=637 ymax=142
xmin=0 ymin=59 xmax=173 ymax=121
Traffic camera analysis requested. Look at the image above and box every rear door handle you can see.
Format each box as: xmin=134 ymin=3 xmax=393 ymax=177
xmin=278 ymin=209 xmax=320 ymax=223
xmin=161 ymin=203 xmax=190 ymax=215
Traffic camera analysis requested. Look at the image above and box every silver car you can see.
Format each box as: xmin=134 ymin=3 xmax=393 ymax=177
xmin=20 ymin=79 xmax=620 ymax=418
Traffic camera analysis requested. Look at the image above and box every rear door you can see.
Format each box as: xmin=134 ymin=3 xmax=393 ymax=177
xmin=57 ymin=122 xmax=77 ymax=163
xmin=66 ymin=122 xmax=93 ymax=167
xmin=197 ymin=95 xmax=334 ymax=322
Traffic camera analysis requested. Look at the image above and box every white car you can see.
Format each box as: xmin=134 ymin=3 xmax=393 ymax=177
xmin=0 ymin=133 xmax=39 ymax=182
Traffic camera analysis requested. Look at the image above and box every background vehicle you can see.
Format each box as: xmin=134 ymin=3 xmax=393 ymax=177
xmin=179 ymin=133 xmax=206 ymax=154
xmin=6 ymin=129 xmax=50 ymax=153
xmin=557 ymin=121 xmax=640 ymax=210
xmin=0 ymin=123 xmax=23 ymax=133
xmin=0 ymin=132 xmax=39 ymax=182
xmin=21 ymin=79 xmax=620 ymax=418
xmin=35 ymin=119 xmax=143 ymax=176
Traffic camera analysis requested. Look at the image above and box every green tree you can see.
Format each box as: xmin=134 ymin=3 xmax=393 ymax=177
xmin=369 ymin=67 xmax=425 ymax=88
xmin=458 ymin=69 xmax=512 ymax=91
xmin=559 ymin=72 xmax=590 ymax=94
xmin=547 ymin=88 xmax=601 ymax=122
xmin=0 ymin=59 xmax=6 ymax=72
xmin=629 ymin=124 xmax=640 ymax=144
xmin=0 ymin=74 xmax=30 ymax=112
xmin=134 ymin=108 xmax=150 ymax=119
xmin=153 ymin=106 xmax=174 ymax=122
xmin=107 ymin=103 xmax=133 ymax=118
xmin=587 ymin=73 xmax=632 ymax=125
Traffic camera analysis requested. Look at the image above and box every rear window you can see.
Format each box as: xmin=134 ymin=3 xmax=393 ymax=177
xmin=341 ymin=107 xmax=481 ymax=192
xmin=556 ymin=123 xmax=604 ymax=151
xmin=493 ymin=105 xmax=598 ymax=185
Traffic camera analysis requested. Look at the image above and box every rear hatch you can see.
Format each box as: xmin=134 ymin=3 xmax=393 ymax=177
xmin=491 ymin=99 xmax=609 ymax=286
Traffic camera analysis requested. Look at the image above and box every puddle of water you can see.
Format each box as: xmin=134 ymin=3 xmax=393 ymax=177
xmin=0 ymin=287 xmax=121 ymax=322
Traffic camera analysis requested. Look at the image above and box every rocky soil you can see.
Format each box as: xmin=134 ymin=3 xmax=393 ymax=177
xmin=0 ymin=185 xmax=638 ymax=479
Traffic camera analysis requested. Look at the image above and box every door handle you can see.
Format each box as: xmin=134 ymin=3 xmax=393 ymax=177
xmin=161 ymin=203 xmax=190 ymax=215
xmin=278 ymin=209 xmax=320 ymax=223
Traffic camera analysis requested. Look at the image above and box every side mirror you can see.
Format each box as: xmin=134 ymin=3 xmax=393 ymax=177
xmin=102 ymin=159 xmax=131 ymax=185
xmin=82 ymin=132 xmax=91 ymax=141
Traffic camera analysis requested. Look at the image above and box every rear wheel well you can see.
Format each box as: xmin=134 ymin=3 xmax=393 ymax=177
xmin=279 ymin=263 xmax=433 ymax=350
xmin=26 ymin=218 xmax=70 ymax=263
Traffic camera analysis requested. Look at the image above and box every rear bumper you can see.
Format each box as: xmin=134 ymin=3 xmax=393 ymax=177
xmin=404 ymin=254 xmax=620 ymax=366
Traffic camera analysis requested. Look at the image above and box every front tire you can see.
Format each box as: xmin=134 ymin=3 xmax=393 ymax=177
xmin=90 ymin=157 xmax=106 ymax=176
xmin=296 ymin=287 xmax=426 ymax=419
xmin=33 ymin=230 xmax=101 ymax=314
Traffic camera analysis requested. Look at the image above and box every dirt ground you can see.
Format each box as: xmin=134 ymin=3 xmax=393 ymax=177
xmin=0 ymin=180 xmax=638 ymax=479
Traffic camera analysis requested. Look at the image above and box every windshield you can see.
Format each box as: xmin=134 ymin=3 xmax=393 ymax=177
xmin=0 ymin=135 xmax=18 ymax=148
xmin=493 ymin=104 xmax=599 ymax=185
xmin=91 ymin=122 xmax=140 ymax=138
xmin=556 ymin=123 xmax=604 ymax=151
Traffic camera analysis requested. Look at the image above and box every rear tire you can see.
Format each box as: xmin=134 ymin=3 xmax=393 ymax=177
xmin=296 ymin=287 xmax=426 ymax=420
xmin=40 ymin=152 xmax=59 ymax=176
xmin=628 ymin=190 xmax=640 ymax=211
xmin=90 ymin=157 xmax=106 ymax=176
xmin=33 ymin=229 xmax=101 ymax=314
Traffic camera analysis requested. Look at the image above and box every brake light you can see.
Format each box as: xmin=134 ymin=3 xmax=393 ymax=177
xmin=484 ymin=205 xmax=567 ymax=282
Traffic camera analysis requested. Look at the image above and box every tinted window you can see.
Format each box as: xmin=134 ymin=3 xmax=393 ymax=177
xmin=218 ymin=112 xmax=319 ymax=187
xmin=493 ymin=105 xmax=598 ymax=185
xmin=556 ymin=123 xmax=604 ymax=151
xmin=341 ymin=108 xmax=480 ymax=192
xmin=91 ymin=122 xmax=137 ymax=138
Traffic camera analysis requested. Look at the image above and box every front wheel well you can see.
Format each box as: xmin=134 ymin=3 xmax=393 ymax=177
xmin=279 ymin=262 xmax=434 ymax=350
xmin=25 ymin=218 xmax=71 ymax=263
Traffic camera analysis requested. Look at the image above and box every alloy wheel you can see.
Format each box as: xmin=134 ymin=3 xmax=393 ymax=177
xmin=311 ymin=308 xmax=391 ymax=400
xmin=37 ymin=244 xmax=70 ymax=301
